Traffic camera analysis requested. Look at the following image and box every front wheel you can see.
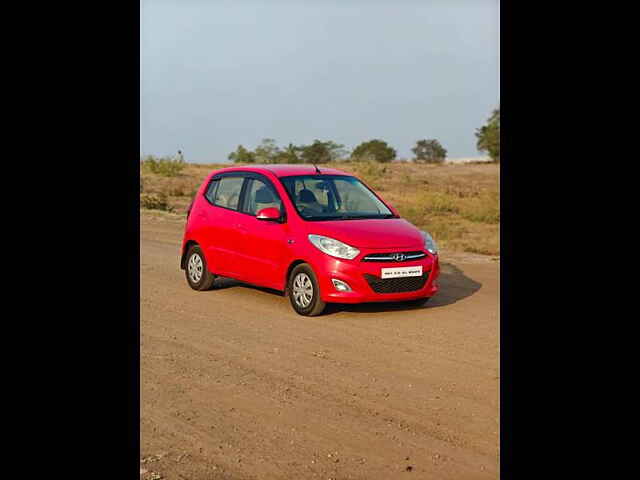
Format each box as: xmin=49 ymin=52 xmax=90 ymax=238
xmin=288 ymin=264 xmax=326 ymax=316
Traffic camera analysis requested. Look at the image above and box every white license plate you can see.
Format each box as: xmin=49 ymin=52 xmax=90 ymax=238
xmin=381 ymin=266 xmax=423 ymax=279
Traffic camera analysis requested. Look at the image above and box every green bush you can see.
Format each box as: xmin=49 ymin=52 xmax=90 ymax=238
xmin=141 ymin=155 xmax=185 ymax=177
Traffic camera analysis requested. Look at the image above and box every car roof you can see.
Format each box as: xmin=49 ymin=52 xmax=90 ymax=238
xmin=211 ymin=164 xmax=352 ymax=178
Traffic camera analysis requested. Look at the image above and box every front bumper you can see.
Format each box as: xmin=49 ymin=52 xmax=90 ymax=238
xmin=311 ymin=249 xmax=440 ymax=304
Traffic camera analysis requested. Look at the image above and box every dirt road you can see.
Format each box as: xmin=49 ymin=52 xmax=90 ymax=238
xmin=141 ymin=212 xmax=500 ymax=479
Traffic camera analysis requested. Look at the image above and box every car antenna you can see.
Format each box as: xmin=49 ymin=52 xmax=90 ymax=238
xmin=311 ymin=160 xmax=321 ymax=175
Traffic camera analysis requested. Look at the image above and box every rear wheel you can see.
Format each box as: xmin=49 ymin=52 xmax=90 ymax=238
xmin=288 ymin=264 xmax=326 ymax=316
xmin=185 ymin=245 xmax=216 ymax=291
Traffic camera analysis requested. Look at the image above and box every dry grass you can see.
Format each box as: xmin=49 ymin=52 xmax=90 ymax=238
xmin=140 ymin=192 xmax=173 ymax=212
xmin=140 ymin=161 xmax=499 ymax=256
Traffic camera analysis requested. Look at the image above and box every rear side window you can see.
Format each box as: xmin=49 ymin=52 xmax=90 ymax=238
xmin=204 ymin=179 xmax=219 ymax=204
xmin=213 ymin=176 xmax=245 ymax=211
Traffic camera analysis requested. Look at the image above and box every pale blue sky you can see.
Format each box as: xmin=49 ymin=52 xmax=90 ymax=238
xmin=140 ymin=0 xmax=499 ymax=163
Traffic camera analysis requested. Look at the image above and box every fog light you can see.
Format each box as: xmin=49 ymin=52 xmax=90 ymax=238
xmin=331 ymin=279 xmax=352 ymax=292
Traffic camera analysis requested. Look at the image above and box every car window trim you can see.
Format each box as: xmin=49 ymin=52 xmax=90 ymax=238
xmin=205 ymin=171 xmax=286 ymax=220
xmin=203 ymin=178 xmax=220 ymax=206
xmin=205 ymin=173 xmax=247 ymax=212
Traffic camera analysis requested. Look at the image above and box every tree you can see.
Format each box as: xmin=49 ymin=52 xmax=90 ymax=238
xmin=297 ymin=140 xmax=346 ymax=164
xmin=228 ymin=145 xmax=256 ymax=163
xmin=299 ymin=140 xmax=332 ymax=164
xmin=254 ymin=138 xmax=281 ymax=163
xmin=412 ymin=139 xmax=447 ymax=164
xmin=351 ymin=139 xmax=396 ymax=163
xmin=475 ymin=107 xmax=500 ymax=163
xmin=273 ymin=143 xmax=303 ymax=164
xmin=323 ymin=140 xmax=348 ymax=162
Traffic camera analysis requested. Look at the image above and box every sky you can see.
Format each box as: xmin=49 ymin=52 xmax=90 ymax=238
xmin=140 ymin=0 xmax=499 ymax=163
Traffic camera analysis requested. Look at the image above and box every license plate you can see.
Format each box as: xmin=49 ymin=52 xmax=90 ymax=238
xmin=381 ymin=266 xmax=423 ymax=279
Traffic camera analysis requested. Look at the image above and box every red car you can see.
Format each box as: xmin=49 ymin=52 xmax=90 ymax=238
xmin=180 ymin=165 xmax=440 ymax=316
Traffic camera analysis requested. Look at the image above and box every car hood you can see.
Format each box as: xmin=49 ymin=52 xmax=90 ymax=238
xmin=305 ymin=218 xmax=424 ymax=249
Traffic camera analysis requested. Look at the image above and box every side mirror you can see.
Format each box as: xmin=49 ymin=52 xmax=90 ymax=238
xmin=256 ymin=207 xmax=282 ymax=222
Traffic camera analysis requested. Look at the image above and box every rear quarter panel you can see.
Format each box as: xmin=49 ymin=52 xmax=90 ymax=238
xmin=181 ymin=173 xmax=217 ymax=269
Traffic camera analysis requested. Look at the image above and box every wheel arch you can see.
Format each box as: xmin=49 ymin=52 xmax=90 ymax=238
xmin=284 ymin=259 xmax=308 ymax=294
xmin=180 ymin=240 xmax=199 ymax=270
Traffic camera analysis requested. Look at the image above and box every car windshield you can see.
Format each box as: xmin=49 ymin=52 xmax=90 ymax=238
xmin=279 ymin=175 xmax=394 ymax=221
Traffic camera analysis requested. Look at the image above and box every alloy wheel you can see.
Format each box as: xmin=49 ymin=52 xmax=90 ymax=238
xmin=188 ymin=253 xmax=203 ymax=284
xmin=292 ymin=272 xmax=314 ymax=308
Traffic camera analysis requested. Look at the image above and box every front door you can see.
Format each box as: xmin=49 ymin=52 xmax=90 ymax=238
xmin=236 ymin=176 xmax=290 ymax=290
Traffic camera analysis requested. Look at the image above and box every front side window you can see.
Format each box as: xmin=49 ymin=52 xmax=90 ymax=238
xmin=213 ymin=176 xmax=245 ymax=210
xmin=279 ymin=175 xmax=393 ymax=221
xmin=242 ymin=178 xmax=282 ymax=215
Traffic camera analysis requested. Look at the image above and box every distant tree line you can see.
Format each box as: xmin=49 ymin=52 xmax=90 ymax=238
xmin=229 ymin=138 xmax=435 ymax=164
xmin=228 ymin=139 xmax=349 ymax=165
xmin=227 ymin=107 xmax=499 ymax=164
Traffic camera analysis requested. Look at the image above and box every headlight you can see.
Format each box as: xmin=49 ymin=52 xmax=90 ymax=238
xmin=308 ymin=234 xmax=360 ymax=260
xmin=421 ymin=230 xmax=438 ymax=255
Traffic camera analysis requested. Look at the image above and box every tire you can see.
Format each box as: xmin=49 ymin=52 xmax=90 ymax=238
xmin=406 ymin=297 xmax=431 ymax=307
xmin=185 ymin=244 xmax=216 ymax=291
xmin=288 ymin=263 xmax=326 ymax=316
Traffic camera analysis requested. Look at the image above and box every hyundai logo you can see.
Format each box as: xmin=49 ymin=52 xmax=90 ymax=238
xmin=391 ymin=253 xmax=406 ymax=262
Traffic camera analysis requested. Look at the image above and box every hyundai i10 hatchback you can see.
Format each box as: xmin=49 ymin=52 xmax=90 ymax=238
xmin=180 ymin=165 xmax=440 ymax=316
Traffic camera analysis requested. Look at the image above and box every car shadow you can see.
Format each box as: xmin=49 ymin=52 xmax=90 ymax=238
xmin=325 ymin=262 xmax=482 ymax=315
xmin=212 ymin=277 xmax=284 ymax=297
xmin=210 ymin=262 xmax=482 ymax=315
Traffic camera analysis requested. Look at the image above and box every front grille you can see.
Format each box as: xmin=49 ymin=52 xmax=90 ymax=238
xmin=364 ymin=272 xmax=430 ymax=294
xmin=361 ymin=251 xmax=426 ymax=262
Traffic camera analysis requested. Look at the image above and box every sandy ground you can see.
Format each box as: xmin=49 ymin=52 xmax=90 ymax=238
xmin=141 ymin=212 xmax=499 ymax=479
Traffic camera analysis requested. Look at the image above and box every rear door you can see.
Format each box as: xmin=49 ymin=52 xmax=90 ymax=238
xmin=198 ymin=173 xmax=248 ymax=277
